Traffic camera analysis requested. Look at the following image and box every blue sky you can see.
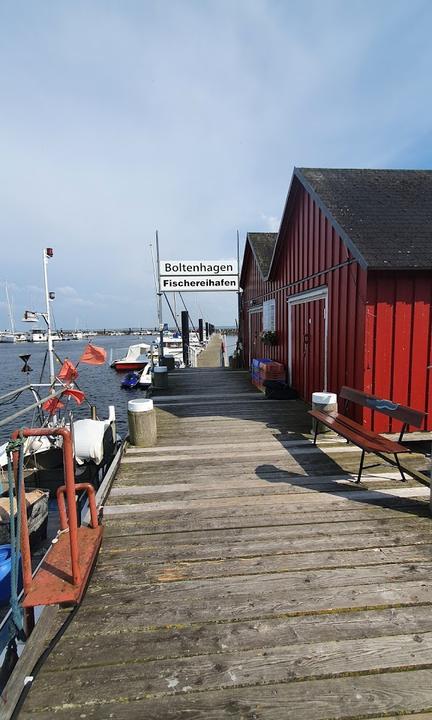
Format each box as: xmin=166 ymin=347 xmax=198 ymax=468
xmin=1 ymin=0 xmax=431 ymax=329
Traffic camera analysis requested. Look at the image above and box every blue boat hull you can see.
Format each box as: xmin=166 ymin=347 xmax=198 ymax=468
xmin=121 ymin=371 xmax=141 ymax=390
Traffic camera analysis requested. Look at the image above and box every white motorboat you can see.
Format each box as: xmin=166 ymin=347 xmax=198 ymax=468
xmin=28 ymin=329 xmax=47 ymax=342
xmin=155 ymin=332 xmax=205 ymax=367
xmin=0 ymin=332 xmax=16 ymax=343
xmin=110 ymin=342 xmax=154 ymax=372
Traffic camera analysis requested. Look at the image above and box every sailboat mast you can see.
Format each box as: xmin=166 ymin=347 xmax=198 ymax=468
xmin=43 ymin=248 xmax=55 ymax=385
xmin=5 ymin=282 xmax=15 ymax=335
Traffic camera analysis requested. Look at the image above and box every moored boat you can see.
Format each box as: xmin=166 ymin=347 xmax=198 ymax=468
xmin=121 ymin=370 xmax=141 ymax=389
xmin=0 ymin=247 xmax=125 ymax=694
xmin=110 ymin=342 xmax=153 ymax=371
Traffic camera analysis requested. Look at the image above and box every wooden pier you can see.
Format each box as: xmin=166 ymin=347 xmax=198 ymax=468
xmin=196 ymin=332 xmax=224 ymax=367
xmin=19 ymin=368 xmax=432 ymax=719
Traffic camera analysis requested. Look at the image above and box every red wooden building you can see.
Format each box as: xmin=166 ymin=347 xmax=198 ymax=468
xmin=240 ymin=168 xmax=432 ymax=432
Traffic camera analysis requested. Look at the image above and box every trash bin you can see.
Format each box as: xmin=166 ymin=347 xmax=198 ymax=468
xmin=152 ymin=365 xmax=169 ymax=390
xmin=127 ymin=398 xmax=157 ymax=447
xmin=311 ymin=391 xmax=338 ymax=434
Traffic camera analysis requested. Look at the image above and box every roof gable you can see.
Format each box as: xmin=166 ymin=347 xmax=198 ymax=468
xmin=240 ymin=232 xmax=278 ymax=285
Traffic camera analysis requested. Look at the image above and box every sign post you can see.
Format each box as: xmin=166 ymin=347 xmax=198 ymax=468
xmin=155 ymin=231 xmax=164 ymax=359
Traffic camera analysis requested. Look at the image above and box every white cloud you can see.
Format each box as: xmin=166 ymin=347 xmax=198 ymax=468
xmin=0 ymin=0 xmax=431 ymax=326
xmin=261 ymin=215 xmax=280 ymax=233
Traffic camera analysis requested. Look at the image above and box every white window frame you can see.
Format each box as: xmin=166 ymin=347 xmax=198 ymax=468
xmin=262 ymin=298 xmax=276 ymax=332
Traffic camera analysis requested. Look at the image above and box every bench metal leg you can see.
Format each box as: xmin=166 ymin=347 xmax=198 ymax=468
xmin=394 ymin=453 xmax=406 ymax=482
xmin=356 ymin=449 xmax=366 ymax=483
xmin=313 ymin=422 xmax=319 ymax=445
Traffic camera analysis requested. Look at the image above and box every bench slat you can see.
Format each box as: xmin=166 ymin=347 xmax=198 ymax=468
xmin=323 ymin=412 xmax=408 ymax=453
xmin=309 ymin=410 xmax=409 ymax=455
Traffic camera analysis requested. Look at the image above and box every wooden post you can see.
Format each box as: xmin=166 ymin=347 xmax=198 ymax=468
xmin=181 ymin=310 xmax=189 ymax=366
xmin=205 ymin=322 xmax=209 ymax=340
xmin=198 ymin=318 xmax=204 ymax=343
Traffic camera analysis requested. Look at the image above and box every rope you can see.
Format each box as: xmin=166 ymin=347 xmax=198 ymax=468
xmin=39 ymin=350 xmax=48 ymax=385
xmin=6 ymin=435 xmax=25 ymax=641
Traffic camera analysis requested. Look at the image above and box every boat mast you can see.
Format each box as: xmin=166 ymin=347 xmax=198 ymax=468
xmin=5 ymin=282 xmax=15 ymax=335
xmin=43 ymin=248 xmax=55 ymax=385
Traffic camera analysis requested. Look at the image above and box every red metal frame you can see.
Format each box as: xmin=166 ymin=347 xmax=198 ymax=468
xmin=11 ymin=427 xmax=103 ymax=631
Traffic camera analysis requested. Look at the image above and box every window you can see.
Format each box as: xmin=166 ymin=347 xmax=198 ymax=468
xmin=263 ymin=299 xmax=276 ymax=331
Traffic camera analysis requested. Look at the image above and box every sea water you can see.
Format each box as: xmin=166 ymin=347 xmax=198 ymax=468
xmin=0 ymin=333 xmax=237 ymax=443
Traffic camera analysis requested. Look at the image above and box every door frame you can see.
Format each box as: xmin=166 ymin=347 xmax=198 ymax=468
xmin=248 ymin=305 xmax=263 ymax=367
xmin=287 ymin=287 xmax=328 ymax=392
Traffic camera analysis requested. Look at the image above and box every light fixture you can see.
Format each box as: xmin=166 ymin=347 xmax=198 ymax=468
xmin=22 ymin=310 xmax=39 ymax=323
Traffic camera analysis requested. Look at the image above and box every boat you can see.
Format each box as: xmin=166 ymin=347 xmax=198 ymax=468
xmin=1 ymin=247 xmax=121 ymax=498
xmin=138 ymin=362 xmax=152 ymax=387
xmin=0 ymin=249 xmax=124 ymax=692
xmin=153 ymin=331 xmax=205 ymax=368
xmin=27 ymin=329 xmax=47 ymax=342
xmin=0 ymin=490 xmax=49 ymax=548
xmin=110 ymin=342 xmax=154 ymax=371
xmin=0 ymin=546 xmax=21 ymax=607
xmin=0 ymin=333 xmax=16 ymax=344
xmin=121 ymin=371 xmax=141 ymax=390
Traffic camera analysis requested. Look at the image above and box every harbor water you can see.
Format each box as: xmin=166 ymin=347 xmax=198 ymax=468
xmin=0 ymin=333 xmax=237 ymax=443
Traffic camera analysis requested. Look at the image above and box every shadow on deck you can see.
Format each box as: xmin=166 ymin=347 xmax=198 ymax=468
xmin=18 ymin=367 xmax=432 ymax=720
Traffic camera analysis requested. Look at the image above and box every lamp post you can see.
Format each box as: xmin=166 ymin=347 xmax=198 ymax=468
xmin=43 ymin=248 xmax=55 ymax=385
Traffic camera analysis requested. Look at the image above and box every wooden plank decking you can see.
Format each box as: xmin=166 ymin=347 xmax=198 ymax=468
xmin=20 ymin=368 xmax=432 ymax=719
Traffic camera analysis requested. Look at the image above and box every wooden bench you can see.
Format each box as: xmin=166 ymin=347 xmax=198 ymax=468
xmin=308 ymin=386 xmax=427 ymax=483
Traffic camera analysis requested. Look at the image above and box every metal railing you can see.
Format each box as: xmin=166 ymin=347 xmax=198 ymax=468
xmin=0 ymin=384 xmax=65 ymax=429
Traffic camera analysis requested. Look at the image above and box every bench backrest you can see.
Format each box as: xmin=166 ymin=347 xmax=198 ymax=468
xmin=340 ymin=386 xmax=426 ymax=428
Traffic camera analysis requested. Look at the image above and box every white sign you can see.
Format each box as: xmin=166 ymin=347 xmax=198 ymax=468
xmin=159 ymin=260 xmax=239 ymax=292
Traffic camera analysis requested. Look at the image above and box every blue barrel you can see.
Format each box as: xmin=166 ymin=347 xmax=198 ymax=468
xmin=0 ymin=545 xmax=22 ymax=606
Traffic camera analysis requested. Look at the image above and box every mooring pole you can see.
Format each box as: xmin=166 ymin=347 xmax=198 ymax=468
xmin=198 ymin=318 xmax=204 ymax=343
xmin=205 ymin=322 xmax=209 ymax=340
xmin=181 ymin=310 xmax=190 ymax=366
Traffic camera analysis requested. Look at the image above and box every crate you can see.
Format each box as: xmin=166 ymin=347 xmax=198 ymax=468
xmin=260 ymin=361 xmax=285 ymax=382
xmin=251 ymin=358 xmax=271 ymax=387
xmin=251 ymin=359 xmax=285 ymax=390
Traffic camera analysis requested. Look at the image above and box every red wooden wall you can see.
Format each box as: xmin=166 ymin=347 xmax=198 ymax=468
xmin=364 ymin=271 xmax=432 ymax=432
xmin=241 ymin=183 xmax=367 ymax=402
xmin=241 ymin=181 xmax=432 ymax=431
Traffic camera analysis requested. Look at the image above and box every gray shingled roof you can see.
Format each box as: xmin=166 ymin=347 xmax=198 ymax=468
xmin=247 ymin=232 xmax=278 ymax=278
xmin=296 ymin=168 xmax=432 ymax=269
